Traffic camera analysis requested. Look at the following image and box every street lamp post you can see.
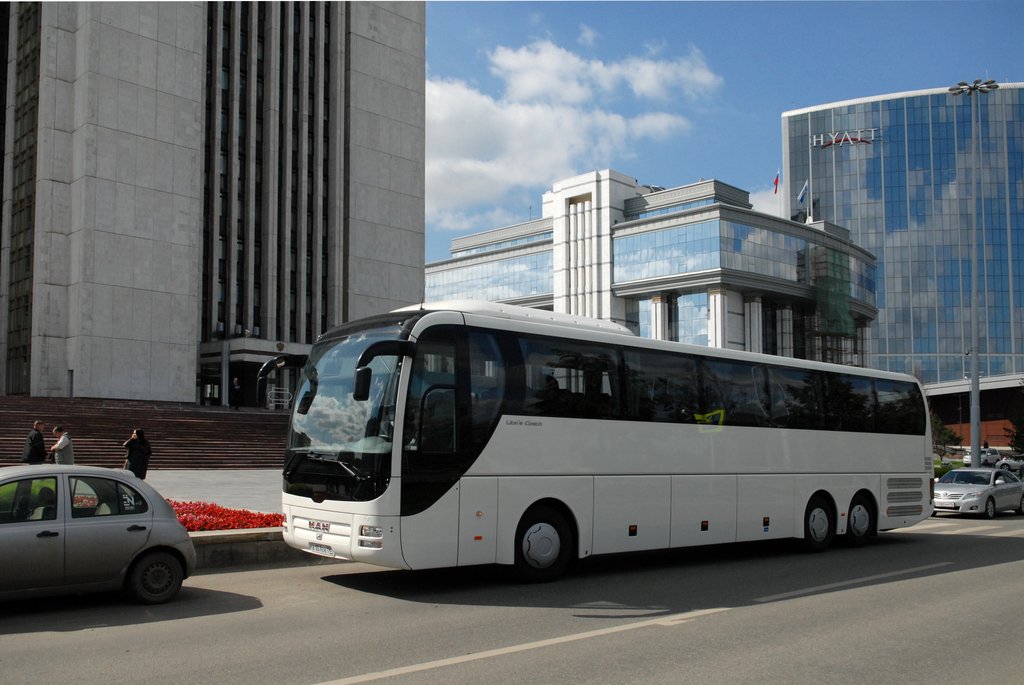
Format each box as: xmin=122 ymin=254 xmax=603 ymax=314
xmin=949 ymin=79 xmax=998 ymax=464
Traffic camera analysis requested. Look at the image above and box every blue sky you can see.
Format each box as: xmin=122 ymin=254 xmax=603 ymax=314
xmin=423 ymin=1 xmax=1022 ymax=263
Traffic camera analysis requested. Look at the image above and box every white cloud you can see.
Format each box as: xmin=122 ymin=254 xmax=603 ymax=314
xmin=749 ymin=187 xmax=785 ymax=218
xmin=489 ymin=41 xmax=593 ymax=105
xmin=578 ymin=24 xmax=599 ymax=48
xmin=488 ymin=40 xmax=723 ymax=105
xmin=426 ymin=40 xmax=724 ymax=239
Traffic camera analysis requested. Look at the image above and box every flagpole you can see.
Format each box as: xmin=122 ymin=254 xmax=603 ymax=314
xmin=808 ymin=143 xmax=814 ymax=222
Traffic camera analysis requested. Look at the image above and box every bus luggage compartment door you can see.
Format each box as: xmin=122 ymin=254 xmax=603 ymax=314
xmin=458 ymin=477 xmax=498 ymax=566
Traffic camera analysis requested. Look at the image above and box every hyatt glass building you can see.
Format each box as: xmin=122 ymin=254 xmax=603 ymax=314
xmin=782 ymin=84 xmax=1024 ymax=387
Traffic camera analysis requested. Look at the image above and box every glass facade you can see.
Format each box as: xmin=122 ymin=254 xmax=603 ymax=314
xmin=628 ymin=197 xmax=714 ymax=220
xmin=452 ymin=232 xmax=553 ymax=257
xmin=675 ymin=292 xmax=709 ymax=346
xmin=425 ymin=172 xmax=874 ymax=367
xmin=784 ymin=85 xmax=1024 ymax=383
xmin=614 ymin=219 xmax=875 ymax=309
xmin=426 ymin=252 xmax=554 ymax=302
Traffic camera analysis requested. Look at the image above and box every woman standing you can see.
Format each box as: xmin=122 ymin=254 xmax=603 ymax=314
xmin=123 ymin=428 xmax=152 ymax=479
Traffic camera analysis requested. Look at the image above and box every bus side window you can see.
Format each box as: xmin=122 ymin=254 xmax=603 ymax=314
xmin=700 ymin=359 xmax=769 ymax=428
xmin=828 ymin=374 xmax=874 ymax=432
xmin=767 ymin=366 xmax=821 ymax=430
xmin=876 ymin=379 xmax=926 ymax=435
xmin=468 ymin=331 xmax=506 ymax=448
xmin=419 ymin=387 xmax=456 ymax=453
xmin=519 ymin=336 xmax=620 ymax=419
xmin=403 ymin=336 xmax=457 ymax=451
xmin=623 ymin=349 xmax=698 ymax=423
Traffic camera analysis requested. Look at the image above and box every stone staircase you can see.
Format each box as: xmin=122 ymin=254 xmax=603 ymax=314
xmin=0 ymin=396 xmax=288 ymax=469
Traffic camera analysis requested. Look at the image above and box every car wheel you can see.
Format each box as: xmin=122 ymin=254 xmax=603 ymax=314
xmin=983 ymin=497 xmax=997 ymax=520
xmin=803 ymin=495 xmax=834 ymax=552
xmin=1017 ymin=493 xmax=1024 ymax=516
xmin=514 ymin=505 xmax=573 ymax=582
xmin=844 ymin=495 xmax=874 ymax=547
xmin=1000 ymin=463 xmax=1011 ymax=471
xmin=127 ymin=551 xmax=184 ymax=604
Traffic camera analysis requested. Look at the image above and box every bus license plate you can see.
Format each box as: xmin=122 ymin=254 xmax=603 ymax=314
xmin=309 ymin=542 xmax=334 ymax=557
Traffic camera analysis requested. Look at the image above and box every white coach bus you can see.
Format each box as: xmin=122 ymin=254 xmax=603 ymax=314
xmin=267 ymin=301 xmax=933 ymax=580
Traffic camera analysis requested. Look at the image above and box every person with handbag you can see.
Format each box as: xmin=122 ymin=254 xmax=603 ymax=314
xmin=123 ymin=428 xmax=152 ymax=479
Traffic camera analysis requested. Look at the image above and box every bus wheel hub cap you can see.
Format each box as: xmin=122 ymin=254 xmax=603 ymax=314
xmin=523 ymin=523 xmax=560 ymax=569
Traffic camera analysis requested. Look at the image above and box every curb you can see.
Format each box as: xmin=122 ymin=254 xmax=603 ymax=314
xmin=189 ymin=527 xmax=343 ymax=572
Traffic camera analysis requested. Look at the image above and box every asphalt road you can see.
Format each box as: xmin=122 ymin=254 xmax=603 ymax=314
xmin=3 ymin=513 xmax=1023 ymax=685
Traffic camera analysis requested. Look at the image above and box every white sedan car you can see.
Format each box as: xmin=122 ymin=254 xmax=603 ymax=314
xmin=933 ymin=468 xmax=1024 ymax=518
xmin=0 ymin=464 xmax=196 ymax=603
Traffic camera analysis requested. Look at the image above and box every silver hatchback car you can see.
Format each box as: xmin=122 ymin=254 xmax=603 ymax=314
xmin=0 ymin=464 xmax=196 ymax=604
xmin=933 ymin=468 xmax=1024 ymax=518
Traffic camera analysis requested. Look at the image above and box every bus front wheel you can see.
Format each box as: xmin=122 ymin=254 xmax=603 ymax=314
xmin=513 ymin=505 xmax=573 ymax=582
xmin=803 ymin=496 xmax=834 ymax=552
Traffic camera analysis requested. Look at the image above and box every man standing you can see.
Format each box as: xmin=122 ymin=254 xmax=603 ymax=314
xmin=21 ymin=420 xmax=46 ymax=463
xmin=49 ymin=425 xmax=75 ymax=465
xmin=231 ymin=377 xmax=242 ymax=410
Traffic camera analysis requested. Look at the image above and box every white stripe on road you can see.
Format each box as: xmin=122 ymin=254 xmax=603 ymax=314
xmin=754 ymin=563 xmax=952 ymax=603
xmin=900 ymin=520 xmax=958 ymax=531
xmin=945 ymin=525 xmax=1002 ymax=535
xmin=315 ymin=607 xmax=731 ymax=685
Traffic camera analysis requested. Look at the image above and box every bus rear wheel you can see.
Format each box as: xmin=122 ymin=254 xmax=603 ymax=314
xmin=514 ymin=505 xmax=573 ymax=582
xmin=803 ymin=496 xmax=834 ymax=552
xmin=844 ymin=495 xmax=874 ymax=547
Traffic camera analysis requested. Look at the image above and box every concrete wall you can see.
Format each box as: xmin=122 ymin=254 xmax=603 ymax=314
xmin=32 ymin=2 xmax=203 ymax=400
xmin=345 ymin=2 xmax=425 ymax=320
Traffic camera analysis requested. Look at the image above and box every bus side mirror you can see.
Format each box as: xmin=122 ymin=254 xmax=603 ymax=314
xmin=353 ymin=366 xmax=373 ymax=401
xmin=351 ymin=340 xmax=416 ymax=401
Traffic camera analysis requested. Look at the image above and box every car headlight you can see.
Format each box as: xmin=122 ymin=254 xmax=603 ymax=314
xmin=962 ymin=490 xmax=988 ymax=500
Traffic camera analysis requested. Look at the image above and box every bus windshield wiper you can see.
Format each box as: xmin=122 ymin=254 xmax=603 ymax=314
xmin=304 ymin=451 xmax=369 ymax=480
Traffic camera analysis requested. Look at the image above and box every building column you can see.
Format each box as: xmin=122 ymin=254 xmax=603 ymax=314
xmin=708 ymin=288 xmax=727 ymax=349
xmin=777 ymin=305 xmax=794 ymax=358
xmin=650 ymin=294 xmax=670 ymax=341
xmin=744 ymin=296 xmax=763 ymax=354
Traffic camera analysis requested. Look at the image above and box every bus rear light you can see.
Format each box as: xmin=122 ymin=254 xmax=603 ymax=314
xmin=360 ymin=525 xmax=383 ymax=538
xmin=358 ymin=539 xmax=384 ymax=549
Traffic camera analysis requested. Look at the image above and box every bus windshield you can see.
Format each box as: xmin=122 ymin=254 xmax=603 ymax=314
xmin=284 ymin=326 xmax=406 ymax=502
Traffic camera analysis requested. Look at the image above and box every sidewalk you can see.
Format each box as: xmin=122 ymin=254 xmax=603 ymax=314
xmin=144 ymin=469 xmax=343 ymax=572
xmin=146 ymin=469 xmax=282 ymax=513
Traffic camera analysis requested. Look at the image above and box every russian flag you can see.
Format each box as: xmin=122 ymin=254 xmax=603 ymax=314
xmin=797 ymin=179 xmax=809 ymax=206
xmin=773 ymin=169 xmax=780 ymax=194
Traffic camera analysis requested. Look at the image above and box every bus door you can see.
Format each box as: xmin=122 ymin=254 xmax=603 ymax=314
xmin=399 ymin=327 xmax=508 ymax=568
xmin=400 ymin=332 xmax=461 ymax=568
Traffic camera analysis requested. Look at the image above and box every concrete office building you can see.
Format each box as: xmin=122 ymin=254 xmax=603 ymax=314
xmin=0 ymin=2 xmax=425 ymax=403
xmin=427 ymin=169 xmax=877 ymax=367
xmin=781 ymin=84 xmax=1024 ymax=444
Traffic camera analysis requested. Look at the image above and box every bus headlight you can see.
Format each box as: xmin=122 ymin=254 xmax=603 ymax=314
xmin=358 ymin=524 xmax=384 ymax=549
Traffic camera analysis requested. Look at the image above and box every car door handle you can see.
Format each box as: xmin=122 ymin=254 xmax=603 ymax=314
xmin=127 ymin=525 xmax=148 ymax=532
xmin=37 ymin=530 xmax=60 ymax=538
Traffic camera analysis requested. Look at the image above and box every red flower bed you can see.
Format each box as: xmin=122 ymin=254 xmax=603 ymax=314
xmin=168 ymin=499 xmax=285 ymax=532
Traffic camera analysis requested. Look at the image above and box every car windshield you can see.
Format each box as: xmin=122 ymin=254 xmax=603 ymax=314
xmin=938 ymin=471 xmax=992 ymax=486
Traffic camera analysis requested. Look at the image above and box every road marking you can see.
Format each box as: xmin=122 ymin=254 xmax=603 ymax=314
xmin=903 ymin=520 xmax=958 ymax=531
xmin=945 ymin=525 xmax=1002 ymax=535
xmin=753 ymin=563 xmax=952 ymax=603
xmin=315 ymin=607 xmax=730 ymax=685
